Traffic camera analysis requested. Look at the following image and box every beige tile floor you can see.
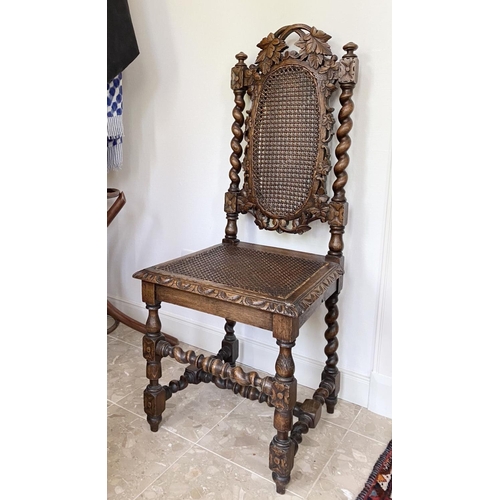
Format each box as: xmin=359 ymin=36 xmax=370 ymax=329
xmin=108 ymin=321 xmax=392 ymax=500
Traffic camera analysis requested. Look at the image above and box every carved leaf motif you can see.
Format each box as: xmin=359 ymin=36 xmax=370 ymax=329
xmin=307 ymin=194 xmax=330 ymax=221
xmin=256 ymin=33 xmax=287 ymax=74
xmin=320 ymin=79 xmax=337 ymax=99
xmin=315 ymin=194 xmax=330 ymax=206
xmin=297 ymin=272 xmax=340 ymax=312
xmin=318 ymin=56 xmax=339 ymax=80
xmin=245 ymin=65 xmax=262 ymax=96
xmin=322 ymin=113 xmax=335 ymax=131
xmin=296 ymin=27 xmax=332 ymax=59
xmin=316 ymin=161 xmax=332 ymax=180
xmin=308 ymin=52 xmax=324 ymax=70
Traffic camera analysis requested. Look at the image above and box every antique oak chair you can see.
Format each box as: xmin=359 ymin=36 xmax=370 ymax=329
xmin=133 ymin=24 xmax=358 ymax=494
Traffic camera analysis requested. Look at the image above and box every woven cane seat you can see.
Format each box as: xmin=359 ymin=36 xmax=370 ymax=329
xmin=133 ymin=242 xmax=343 ymax=318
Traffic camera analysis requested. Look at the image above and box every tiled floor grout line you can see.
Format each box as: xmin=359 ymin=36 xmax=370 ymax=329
xmin=109 ymin=396 xmax=376 ymax=500
xmin=109 ymin=332 xmax=392 ymax=498
xmin=304 ymin=430 xmax=349 ymax=498
xmin=108 ymin=388 xmax=140 ymax=407
xmin=345 ymin=406 xmax=389 ymax=444
xmin=108 ymin=337 xmax=219 ymax=500
xmin=347 ymin=428 xmax=388 ymax=445
xmin=108 ymin=400 xmax=198 ymax=500
xmin=111 ymin=397 xmax=149 ymax=420
xmin=190 ymin=394 xmax=307 ymax=496
xmin=108 ymin=335 xmax=142 ymax=350
xmin=193 ymin=442 xmax=306 ymax=499
xmin=346 ymin=407 xmax=363 ymax=432
xmin=108 ymin=400 xmax=196 ymax=448
xmin=304 ymin=444 xmax=339 ymax=498
xmin=194 ymin=395 xmax=247 ymax=445
xmin=304 ymin=406 xmax=392 ymax=499
xmin=110 ymin=388 xmax=249 ymax=448
xmin=303 ymin=406 xmax=363 ymax=498
xmin=107 ymin=336 xmax=142 ymax=405
xmin=127 ymin=395 xmax=250 ymax=500
xmin=194 ymin=443 xmax=274 ymax=486
xmin=188 ymin=402 xmax=356 ymax=499
xmin=130 ymin=440 xmax=197 ymax=500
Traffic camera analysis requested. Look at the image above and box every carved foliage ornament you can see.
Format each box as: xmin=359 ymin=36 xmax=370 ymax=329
xmin=230 ymin=25 xmax=358 ymax=234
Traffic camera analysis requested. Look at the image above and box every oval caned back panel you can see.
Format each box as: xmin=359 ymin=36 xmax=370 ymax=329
xmin=251 ymin=65 xmax=320 ymax=219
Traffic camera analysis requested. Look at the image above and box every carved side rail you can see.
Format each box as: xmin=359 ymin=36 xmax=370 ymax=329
xmin=156 ymin=341 xmax=339 ymax=457
xmin=207 ymin=373 xmax=274 ymax=406
xmin=289 ymin=368 xmax=338 ymax=452
xmin=291 ymin=421 xmax=310 ymax=455
xmin=162 ymin=364 xmax=212 ymax=399
xmin=160 ymin=361 xmax=275 ymax=406
xmin=155 ymin=339 xmax=274 ymax=393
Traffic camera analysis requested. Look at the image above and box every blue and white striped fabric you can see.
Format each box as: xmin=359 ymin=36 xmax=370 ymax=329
xmin=107 ymin=73 xmax=124 ymax=171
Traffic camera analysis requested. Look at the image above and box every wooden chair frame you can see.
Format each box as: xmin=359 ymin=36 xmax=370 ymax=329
xmin=133 ymin=24 xmax=358 ymax=494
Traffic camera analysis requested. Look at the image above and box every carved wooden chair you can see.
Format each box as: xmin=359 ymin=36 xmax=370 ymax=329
xmin=133 ymin=24 xmax=358 ymax=494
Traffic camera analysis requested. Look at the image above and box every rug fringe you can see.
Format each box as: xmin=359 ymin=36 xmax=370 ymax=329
xmin=355 ymin=440 xmax=392 ymax=500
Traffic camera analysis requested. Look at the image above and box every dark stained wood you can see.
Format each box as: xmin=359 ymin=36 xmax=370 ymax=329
xmin=323 ymin=292 xmax=341 ymax=412
xmin=143 ymin=302 xmax=167 ymax=432
xmin=132 ymin=24 xmax=358 ymax=494
xmin=269 ymin=331 xmax=297 ymax=493
xmin=107 ymin=188 xmax=126 ymax=227
xmin=134 ymin=242 xmax=343 ymax=320
xmin=218 ymin=319 xmax=239 ymax=367
xmin=328 ymin=43 xmax=358 ymax=262
xmin=223 ymin=52 xmax=248 ymax=244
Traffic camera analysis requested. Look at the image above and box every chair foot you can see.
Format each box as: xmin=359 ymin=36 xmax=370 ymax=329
xmin=147 ymin=415 xmax=162 ymax=432
xmin=273 ymin=473 xmax=289 ymax=495
xmin=324 ymin=370 xmax=340 ymax=413
xmin=270 ymin=437 xmax=294 ymax=494
xmin=144 ymin=385 xmax=167 ymax=432
xmin=325 ymin=395 xmax=337 ymax=414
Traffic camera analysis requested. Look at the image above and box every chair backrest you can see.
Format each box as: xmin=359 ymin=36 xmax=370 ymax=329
xmin=223 ymin=24 xmax=358 ymax=263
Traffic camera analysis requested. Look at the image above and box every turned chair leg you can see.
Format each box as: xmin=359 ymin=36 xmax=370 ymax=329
xmin=323 ymin=292 xmax=341 ymax=413
xmin=269 ymin=339 xmax=297 ymax=494
xmin=142 ymin=302 xmax=167 ymax=432
xmin=217 ymin=319 xmax=239 ymax=367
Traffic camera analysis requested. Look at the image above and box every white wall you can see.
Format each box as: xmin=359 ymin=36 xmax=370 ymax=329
xmin=107 ymin=0 xmax=392 ymax=416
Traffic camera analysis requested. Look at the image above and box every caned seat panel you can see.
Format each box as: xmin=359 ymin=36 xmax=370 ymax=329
xmin=133 ymin=243 xmax=343 ymax=312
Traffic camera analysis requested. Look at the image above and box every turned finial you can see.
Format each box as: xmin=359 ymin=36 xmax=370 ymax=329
xmin=342 ymin=42 xmax=358 ymax=57
xmin=235 ymin=52 xmax=248 ymax=63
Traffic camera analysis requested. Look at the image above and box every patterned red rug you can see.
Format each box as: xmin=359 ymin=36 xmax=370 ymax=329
xmin=356 ymin=440 xmax=392 ymax=500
